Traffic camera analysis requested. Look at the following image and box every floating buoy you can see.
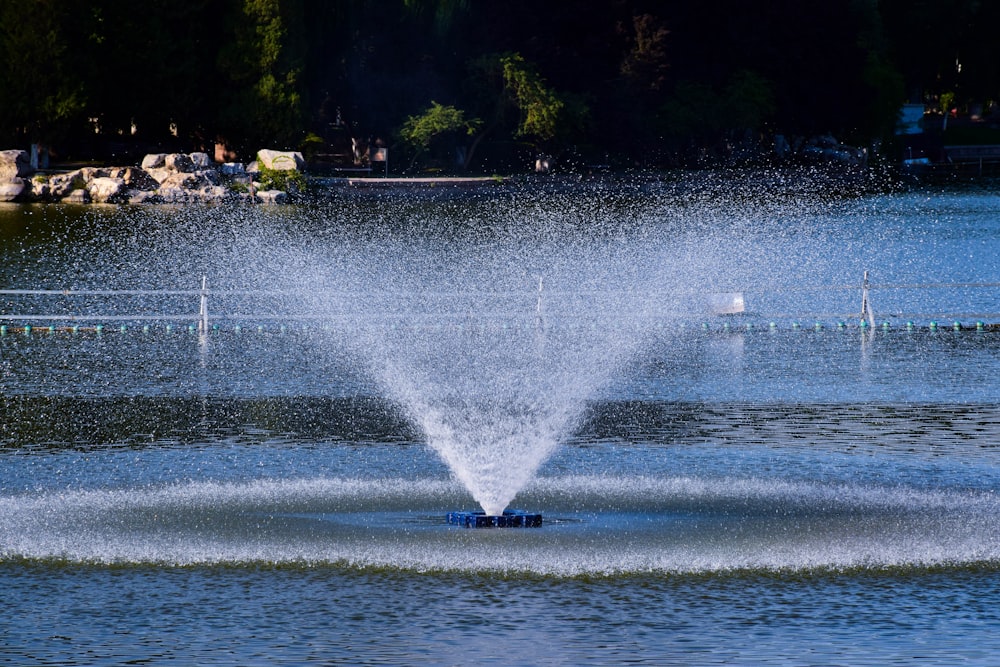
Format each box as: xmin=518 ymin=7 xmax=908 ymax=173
xmin=929 ymin=321 xmax=938 ymax=330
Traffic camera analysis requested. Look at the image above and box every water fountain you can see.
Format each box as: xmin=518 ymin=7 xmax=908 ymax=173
xmin=3 ymin=175 xmax=1000 ymax=570
xmin=7 ymin=176 xmax=1000 ymax=666
xmin=285 ymin=232 xmax=683 ymax=524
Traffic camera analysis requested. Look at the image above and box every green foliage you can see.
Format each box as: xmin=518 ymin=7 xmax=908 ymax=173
xmin=500 ymin=54 xmax=564 ymax=141
xmin=299 ymin=132 xmax=325 ymax=161
xmin=2 ymin=1 xmax=990 ymax=168
xmin=400 ymin=102 xmax=481 ymax=150
xmin=0 ymin=0 xmax=86 ymax=145
xmin=257 ymin=164 xmax=307 ymax=193
xmin=217 ymin=0 xmax=306 ymax=154
xmin=399 ymin=101 xmax=482 ymax=169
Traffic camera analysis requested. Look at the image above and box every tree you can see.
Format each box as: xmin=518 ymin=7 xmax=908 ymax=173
xmin=0 ymin=0 xmax=86 ymax=148
xmin=500 ymin=53 xmax=565 ymax=143
xmin=398 ymin=101 xmax=481 ymax=171
xmin=462 ymin=52 xmax=589 ymax=167
xmin=217 ymin=0 xmax=307 ymax=155
xmin=78 ymin=0 xmax=223 ymax=151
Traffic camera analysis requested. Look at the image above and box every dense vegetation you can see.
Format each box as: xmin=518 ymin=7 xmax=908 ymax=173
xmin=1 ymin=0 xmax=997 ymax=171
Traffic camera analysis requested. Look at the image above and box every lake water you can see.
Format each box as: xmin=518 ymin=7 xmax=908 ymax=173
xmin=3 ymin=174 xmax=1000 ymax=665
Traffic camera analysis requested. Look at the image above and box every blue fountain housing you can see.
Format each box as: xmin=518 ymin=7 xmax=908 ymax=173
xmin=447 ymin=510 xmax=543 ymax=528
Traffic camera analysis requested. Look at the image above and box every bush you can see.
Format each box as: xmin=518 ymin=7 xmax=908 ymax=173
xmin=258 ymin=164 xmax=307 ymax=193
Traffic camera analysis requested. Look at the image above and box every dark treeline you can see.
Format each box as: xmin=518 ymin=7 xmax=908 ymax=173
xmin=1 ymin=0 xmax=997 ymax=172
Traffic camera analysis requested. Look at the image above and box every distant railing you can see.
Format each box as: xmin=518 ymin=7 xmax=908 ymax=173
xmin=2 ymin=273 xmax=999 ymax=333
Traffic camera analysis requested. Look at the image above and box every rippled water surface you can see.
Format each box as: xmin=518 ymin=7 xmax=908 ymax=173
xmin=3 ymin=178 xmax=1000 ymax=664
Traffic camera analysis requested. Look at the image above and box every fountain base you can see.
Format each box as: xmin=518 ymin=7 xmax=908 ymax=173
xmin=446 ymin=510 xmax=543 ymax=528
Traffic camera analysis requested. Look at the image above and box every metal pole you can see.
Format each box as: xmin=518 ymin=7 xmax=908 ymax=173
xmin=198 ymin=276 xmax=209 ymax=335
xmin=861 ymin=270 xmax=875 ymax=329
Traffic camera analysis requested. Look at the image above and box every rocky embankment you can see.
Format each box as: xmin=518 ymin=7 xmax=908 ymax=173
xmin=0 ymin=148 xmax=304 ymax=204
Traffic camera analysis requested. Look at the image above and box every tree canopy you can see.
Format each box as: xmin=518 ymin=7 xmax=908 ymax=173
xmin=0 ymin=0 xmax=997 ymax=170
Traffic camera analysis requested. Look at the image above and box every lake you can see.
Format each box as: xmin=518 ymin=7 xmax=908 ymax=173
xmin=3 ymin=173 xmax=1000 ymax=665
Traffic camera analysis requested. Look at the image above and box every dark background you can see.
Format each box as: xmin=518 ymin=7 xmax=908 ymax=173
xmin=1 ymin=0 xmax=997 ymax=171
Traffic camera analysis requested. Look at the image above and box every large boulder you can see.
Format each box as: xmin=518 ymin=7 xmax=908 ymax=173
xmin=141 ymin=153 xmax=166 ymax=170
xmin=256 ymin=189 xmax=289 ymax=204
xmin=31 ymin=177 xmax=50 ymax=200
xmin=195 ymin=169 xmax=221 ymax=186
xmin=49 ymin=170 xmax=88 ymax=198
xmin=164 ymin=153 xmax=194 ymax=173
xmin=0 ymin=150 xmax=33 ymax=181
xmin=128 ymin=190 xmax=164 ymax=205
xmin=108 ymin=166 xmax=158 ymax=191
xmin=88 ymin=177 xmax=127 ymax=203
xmin=219 ymin=162 xmax=246 ymax=176
xmin=256 ymin=149 xmax=304 ymax=171
xmin=144 ymin=167 xmax=173 ymax=185
xmin=159 ymin=171 xmax=201 ymax=190
xmin=189 ymin=152 xmax=211 ymax=169
xmin=0 ymin=177 xmax=26 ymax=202
xmin=62 ymin=188 xmax=91 ymax=204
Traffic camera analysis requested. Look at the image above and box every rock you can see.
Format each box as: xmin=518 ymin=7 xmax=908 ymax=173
xmin=128 ymin=190 xmax=164 ymax=205
xmin=800 ymin=135 xmax=866 ymax=167
xmin=113 ymin=166 xmax=158 ymax=191
xmin=219 ymin=162 xmax=246 ymax=176
xmin=155 ymin=184 xmax=191 ymax=203
xmin=159 ymin=171 xmax=204 ymax=190
xmin=145 ymin=167 xmax=173 ymax=184
xmin=0 ymin=150 xmax=33 ymax=181
xmin=49 ymin=170 xmax=88 ymax=198
xmin=189 ymin=152 xmax=211 ymax=169
xmin=78 ymin=166 xmax=109 ymax=181
xmin=256 ymin=189 xmax=288 ymax=204
xmin=195 ymin=185 xmax=230 ymax=201
xmin=0 ymin=152 xmax=291 ymax=206
xmin=164 ymin=153 xmax=194 ymax=173
xmin=141 ymin=154 xmax=166 ymax=169
xmin=0 ymin=177 xmax=26 ymax=202
xmin=31 ymin=177 xmax=50 ymax=200
xmin=195 ymin=169 xmax=221 ymax=186
xmin=256 ymin=149 xmax=304 ymax=171
xmin=62 ymin=188 xmax=91 ymax=204
xmin=88 ymin=177 xmax=127 ymax=203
